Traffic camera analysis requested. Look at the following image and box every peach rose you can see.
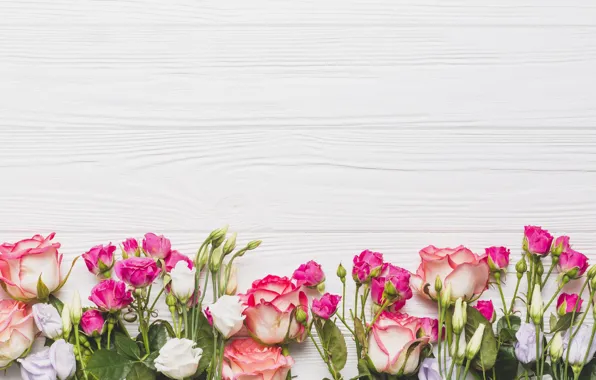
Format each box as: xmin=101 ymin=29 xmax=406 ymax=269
xmin=222 ymin=338 xmax=294 ymax=380
xmin=0 ymin=300 xmax=36 ymax=368
xmin=411 ymin=245 xmax=489 ymax=302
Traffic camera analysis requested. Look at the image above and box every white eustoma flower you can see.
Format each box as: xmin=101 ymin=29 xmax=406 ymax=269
xmin=32 ymin=303 xmax=63 ymax=339
xmin=154 ymin=338 xmax=202 ymax=380
xmin=563 ymin=324 xmax=596 ymax=366
xmin=170 ymin=261 xmax=196 ymax=303
xmin=18 ymin=346 xmax=56 ymax=380
xmin=49 ymin=339 xmax=76 ymax=380
xmin=209 ymin=295 xmax=245 ymax=339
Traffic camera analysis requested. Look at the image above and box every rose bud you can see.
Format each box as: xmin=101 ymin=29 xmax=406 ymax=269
xmin=80 ymin=309 xmax=105 ymax=337
xmin=352 ymin=250 xmax=384 ymax=284
xmin=558 ymin=249 xmax=589 ymax=279
xmin=312 ymin=293 xmax=341 ymax=319
xmin=115 ymin=257 xmax=161 ymax=288
xmin=337 ymin=263 xmax=347 ymax=282
xmin=82 ymin=244 xmax=116 ymax=278
xmin=142 ymin=232 xmax=172 ymax=259
xmin=371 ymin=263 xmax=412 ymax=312
xmin=292 ymin=260 xmax=325 ymax=288
xmin=474 ymin=300 xmax=496 ymax=323
xmin=121 ymin=238 xmax=140 ymax=258
xmin=556 ymin=293 xmax=582 ymax=316
xmin=523 ymin=225 xmax=553 ymax=256
xmin=417 ymin=317 xmax=439 ymax=343
xmin=552 ymin=236 xmax=570 ymax=257
xmin=486 ymin=246 xmax=510 ymax=272
xmin=89 ymin=279 xmax=134 ymax=312
xmin=170 ymin=261 xmax=196 ymax=303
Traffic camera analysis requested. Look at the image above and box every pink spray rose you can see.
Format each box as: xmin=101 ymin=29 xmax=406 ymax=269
xmin=80 ymin=309 xmax=105 ymax=337
xmin=0 ymin=233 xmax=63 ymax=301
xmin=418 ymin=317 xmax=439 ymax=343
xmin=557 ymin=293 xmax=582 ymax=316
xmin=82 ymin=243 xmax=116 ymax=278
xmin=121 ymin=238 xmax=140 ymax=257
xmin=165 ymin=250 xmax=193 ymax=272
xmin=241 ymin=275 xmax=308 ymax=345
xmin=367 ymin=312 xmax=430 ymax=376
xmin=352 ymin=250 xmax=384 ymax=284
xmin=486 ymin=246 xmax=510 ymax=272
xmin=89 ymin=279 xmax=133 ymax=312
xmin=115 ymin=257 xmax=161 ymax=288
xmin=474 ymin=300 xmax=496 ymax=322
xmin=371 ymin=263 xmax=412 ymax=312
xmin=558 ymin=249 xmax=589 ymax=279
xmin=222 ymin=338 xmax=294 ymax=380
xmin=552 ymin=236 xmax=570 ymax=256
xmin=411 ymin=245 xmax=489 ymax=302
xmin=142 ymin=233 xmax=171 ymax=259
xmin=312 ymin=293 xmax=341 ymax=319
xmin=292 ymin=260 xmax=325 ymax=287
xmin=0 ymin=300 xmax=36 ymax=368
xmin=524 ymin=225 xmax=553 ymax=256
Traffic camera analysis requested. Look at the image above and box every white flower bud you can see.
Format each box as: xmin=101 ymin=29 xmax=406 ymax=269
xmin=61 ymin=304 xmax=72 ymax=338
xmin=452 ymin=298 xmax=465 ymax=335
xmin=170 ymin=261 xmax=196 ymax=303
xmin=440 ymin=282 xmax=452 ymax=307
xmin=70 ymin=290 xmax=82 ymax=324
xmin=550 ymin=332 xmax=563 ymax=363
xmin=529 ymin=284 xmax=543 ymax=324
xmin=465 ymin=324 xmax=486 ymax=360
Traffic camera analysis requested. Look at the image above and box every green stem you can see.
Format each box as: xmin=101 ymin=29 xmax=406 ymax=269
xmin=509 ymin=275 xmax=522 ymax=314
xmin=543 ymin=283 xmax=565 ymax=313
xmin=148 ymin=286 xmax=166 ymax=313
xmin=497 ymin=281 xmax=511 ymax=328
xmin=341 ymin=280 xmax=346 ymax=320
xmin=137 ymin=297 xmax=150 ymax=354
xmin=74 ymin=327 xmax=89 ymax=380
xmin=366 ymin=300 xmax=390 ymax=333
xmin=535 ymin=323 xmax=542 ymax=380
xmin=541 ymin=258 xmax=558 ymax=287
xmin=282 ymin=346 xmax=291 ymax=380
xmin=448 ymin=333 xmax=459 ymax=379
xmin=526 ymin=255 xmax=535 ymax=323
xmin=437 ymin=300 xmax=443 ymax=377
xmin=183 ymin=306 xmax=189 ymax=339
xmin=462 ymin=360 xmax=472 ymax=380
xmin=336 ymin=314 xmax=356 ymax=337
xmin=94 ymin=337 xmax=101 ymax=350
xmin=106 ymin=318 xmax=115 ymax=348
xmin=564 ymin=279 xmax=590 ymax=377
xmin=309 ymin=330 xmax=339 ymax=379
xmin=353 ymin=284 xmax=362 ymax=360
xmin=580 ymin=323 xmax=596 ymax=373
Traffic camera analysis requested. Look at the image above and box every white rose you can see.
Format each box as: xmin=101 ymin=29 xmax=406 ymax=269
xmin=154 ymin=338 xmax=202 ymax=380
xmin=170 ymin=261 xmax=196 ymax=303
xmin=32 ymin=303 xmax=63 ymax=339
xmin=209 ymin=295 xmax=245 ymax=339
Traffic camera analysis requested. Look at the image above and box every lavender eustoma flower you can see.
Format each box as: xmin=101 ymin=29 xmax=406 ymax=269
xmin=514 ymin=323 xmax=543 ymax=364
xmin=563 ymin=325 xmax=596 ymax=366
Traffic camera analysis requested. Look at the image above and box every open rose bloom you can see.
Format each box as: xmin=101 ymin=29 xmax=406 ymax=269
xmin=223 ymin=338 xmax=294 ymax=380
xmin=0 ymin=300 xmax=36 ymax=367
xmin=411 ymin=245 xmax=489 ymax=301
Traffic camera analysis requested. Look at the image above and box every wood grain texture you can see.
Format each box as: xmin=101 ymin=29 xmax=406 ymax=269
xmin=1 ymin=0 xmax=596 ymax=378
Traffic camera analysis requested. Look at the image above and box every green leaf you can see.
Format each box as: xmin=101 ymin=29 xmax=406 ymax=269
xmin=494 ymin=344 xmax=519 ymax=380
xmin=354 ymin=317 xmax=367 ymax=353
xmin=496 ymin=315 xmax=521 ymax=343
xmin=552 ymin=312 xmax=581 ymax=333
xmin=142 ymin=351 xmax=160 ymax=371
xmin=465 ymin=305 xmax=498 ymax=371
xmin=578 ymin=358 xmax=596 ymax=380
xmin=320 ymin=319 xmax=348 ymax=371
xmin=549 ymin=313 xmax=557 ymax=332
xmin=355 ymin=358 xmax=373 ymax=380
xmin=195 ymin=310 xmax=214 ymax=375
xmin=37 ymin=276 xmax=50 ymax=301
xmin=146 ymin=321 xmax=172 ymax=352
xmin=126 ymin=362 xmax=156 ymax=380
xmin=86 ymin=350 xmax=134 ymax=380
xmin=48 ymin=294 xmax=64 ymax=315
xmin=115 ymin=333 xmax=141 ymax=360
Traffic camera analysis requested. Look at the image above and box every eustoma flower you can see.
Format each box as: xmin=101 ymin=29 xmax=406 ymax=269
xmin=292 ymin=260 xmax=325 ymax=288
xmin=352 ymin=250 xmax=384 ymax=284
xmin=312 ymin=293 xmax=341 ymax=319
xmin=142 ymin=232 xmax=172 ymax=259
xmin=89 ymin=279 xmax=133 ymax=312
xmin=411 ymin=245 xmax=489 ymax=301
xmin=0 ymin=300 xmax=36 ymax=368
xmin=371 ymin=263 xmax=412 ymax=311
xmin=514 ymin=323 xmax=543 ymax=364
xmin=241 ymin=275 xmax=308 ymax=344
xmin=222 ymin=338 xmax=294 ymax=380
xmin=32 ymin=303 xmax=63 ymax=339
xmin=563 ymin=325 xmax=596 ymax=367
xmin=115 ymin=257 xmax=161 ymax=288
xmin=474 ymin=300 xmax=496 ymax=322
xmin=524 ymin=225 xmax=553 ymax=256
xmin=558 ymin=248 xmax=589 ymax=279
xmin=49 ymin=339 xmax=77 ymax=380
xmin=82 ymin=243 xmax=116 ymax=278
xmin=557 ymin=293 xmax=582 ymax=316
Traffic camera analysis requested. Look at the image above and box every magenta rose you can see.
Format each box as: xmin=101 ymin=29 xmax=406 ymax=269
xmin=80 ymin=309 xmax=105 ymax=337
xmin=292 ymin=260 xmax=325 ymax=287
xmin=552 ymin=236 xmax=570 ymax=256
xmin=82 ymin=243 xmax=116 ymax=278
xmin=142 ymin=233 xmax=171 ymax=259
xmin=241 ymin=275 xmax=307 ymax=345
xmin=411 ymin=245 xmax=489 ymax=302
xmin=89 ymin=279 xmax=133 ymax=312
xmin=121 ymin=238 xmax=140 ymax=257
xmin=312 ymin=293 xmax=341 ymax=319
xmin=524 ymin=225 xmax=553 ymax=256
xmin=115 ymin=257 xmax=161 ymax=288
xmin=486 ymin=246 xmax=510 ymax=272
xmin=164 ymin=250 xmax=193 ymax=272
xmin=0 ymin=233 xmax=64 ymax=301
xmin=557 ymin=293 xmax=582 ymax=316
xmin=474 ymin=300 xmax=496 ymax=322
xmin=352 ymin=250 xmax=384 ymax=284
xmin=558 ymin=249 xmax=589 ymax=279
xmin=371 ymin=263 xmax=412 ymax=312
xmin=418 ymin=317 xmax=439 ymax=343
xmin=222 ymin=338 xmax=294 ymax=380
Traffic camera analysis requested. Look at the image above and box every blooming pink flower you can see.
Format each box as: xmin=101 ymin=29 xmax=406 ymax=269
xmin=474 ymin=300 xmax=496 ymax=322
xmin=558 ymin=249 xmax=589 ymax=279
xmin=552 ymin=236 xmax=570 ymax=255
xmin=486 ymin=246 xmax=510 ymax=271
xmin=292 ymin=260 xmax=325 ymax=287
xmin=82 ymin=243 xmax=116 ymax=278
xmin=80 ymin=309 xmax=105 ymax=336
xmin=115 ymin=257 xmax=161 ymax=288
xmin=312 ymin=293 xmax=341 ymax=319
xmin=371 ymin=263 xmax=412 ymax=311
xmin=222 ymin=338 xmax=294 ymax=380
xmin=418 ymin=317 xmax=440 ymax=343
xmin=411 ymin=245 xmax=489 ymax=302
xmin=352 ymin=250 xmax=384 ymax=284
xmin=89 ymin=279 xmax=133 ymax=312
xmin=524 ymin=226 xmax=553 ymax=256
xmin=142 ymin=233 xmax=171 ymax=259
xmin=557 ymin=293 xmax=582 ymax=316
xmin=164 ymin=250 xmax=193 ymax=272
xmin=241 ymin=275 xmax=308 ymax=345
xmin=0 ymin=233 xmax=63 ymax=301
xmin=0 ymin=300 xmax=36 ymax=368
xmin=121 ymin=238 xmax=140 ymax=257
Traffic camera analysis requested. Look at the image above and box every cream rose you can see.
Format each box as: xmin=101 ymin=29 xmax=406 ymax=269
xmin=0 ymin=300 xmax=37 ymax=368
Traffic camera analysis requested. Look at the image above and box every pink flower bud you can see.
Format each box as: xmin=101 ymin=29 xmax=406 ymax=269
xmin=292 ymin=260 xmax=325 ymax=287
xmin=80 ymin=309 xmax=105 ymax=336
xmin=311 ymin=293 xmax=341 ymax=319
xmin=556 ymin=292 xmax=582 ymax=316
xmin=418 ymin=317 xmax=440 ymax=343
xmin=89 ymin=279 xmax=133 ymax=312
xmin=485 ymin=246 xmax=510 ymax=272
xmin=122 ymin=238 xmax=140 ymax=257
xmin=352 ymin=250 xmax=384 ymax=284
xmin=474 ymin=300 xmax=496 ymax=323
xmin=370 ymin=263 xmax=412 ymax=312
xmin=524 ymin=226 xmax=553 ymax=256
xmin=552 ymin=236 xmax=570 ymax=256
xmin=142 ymin=233 xmax=172 ymax=259
xmin=558 ymin=249 xmax=589 ymax=279
xmin=82 ymin=244 xmax=116 ymax=278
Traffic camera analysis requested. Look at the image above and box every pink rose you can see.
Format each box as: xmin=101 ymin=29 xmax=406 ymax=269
xmin=241 ymin=275 xmax=308 ymax=345
xmin=0 ymin=233 xmax=64 ymax=301
xmin=411 ymin=245 xmax=489 ymax=302
xmin=115 ymin=257 xmax=161 ymax=288
xmin=352 ymin=250 xmax=384 ymax=284
xmin=312 ymin=293 xmax=341 ymax=319
xmin=474 ymin=300 xmax=496 ymax=322
xmin=0 ymin=300 xmax=36 ymax=367
xmin=222 ymin=338 xmax=294 ymax=380
xmin=557 ymin=293 xmax=582 ymax=316
xmin=367 ymin=312 xmax=430 ymax=376
xmin=142 ymin=233 xmax=171 ymax=259
xmin=524 ymin=225 xmax=553 ymax=255
xmin=164 ymin=250 xmax=193 ymax=272
xmin=418 ymin=317 xmax=439 ymax=343
xmin=89 ymin=279 xmax=133 ymax=312
xmin=558 ymin=249 xmax=589 ymax=279
xmin=292 ymin=260 xmax=325 ymax=287
xmin=82 ymin=243 xmax=116 ymax=278
xmin=80 ymin=309 xmax=105 ymax=336
xmin=486 ymin=246 xmax=510 ymax=271
xmin=552 ymin=236 xmax=570 ymax=255
xmin=121 ymin=238 xmax=140 ymax=257
xmin=371 ymin=263 xmax=412 ymax=311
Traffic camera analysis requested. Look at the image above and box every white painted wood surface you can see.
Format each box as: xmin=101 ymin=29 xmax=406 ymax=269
xmin=1 ymin=0 xmax=596 ymax=378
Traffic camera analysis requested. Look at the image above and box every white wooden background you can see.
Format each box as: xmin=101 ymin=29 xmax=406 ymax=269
xmin=2 ymin=0 xmax=596 ymax=378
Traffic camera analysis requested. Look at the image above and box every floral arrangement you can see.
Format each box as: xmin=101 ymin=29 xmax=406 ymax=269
xmin=0 ymin=225 xmax=595 ymax=380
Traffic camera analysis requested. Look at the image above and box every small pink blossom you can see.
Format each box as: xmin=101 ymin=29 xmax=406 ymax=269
xmin=558 ymin=249 xmax=589 ymax=279
xmin=486 ymin=246 xmax=510 ymax=271
xmin=292 ymin=260 xmax=325 ymax=287
xmin=474 ymin=300 xmax=496 ymax=322
xmin=418 ymin=317 xmax=440 ymax=343
xmin=524 ymin=226 xmax=553 ymax=256
xmin=80 ymin=309 xmax=105 ymax=336
xmin=557 ymin=293 xmax=582 ymax=316
xmin=142 ymin=233 xmax=171 ymax=259
xmin=115 ymin=257 xmax=161 ymax=288
xmin=352 ymin=250 xmax=384 ymax=284
xmin=122 ymin=238 xmax=140 ymax=257
xmin=89 ymin=279 xmax=133 ymax=312
xmin=371 ymin=263 xmax=412 ymax=311
xmin=82 ymin=243 xmax=116 ymax=278
xmin=164 ymin=250 xmax=193 ymax=272
xmin=312 ymin=293 xmax=341 ymax=319
xmin=552 ymin=236 xmax=570 ymax=255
